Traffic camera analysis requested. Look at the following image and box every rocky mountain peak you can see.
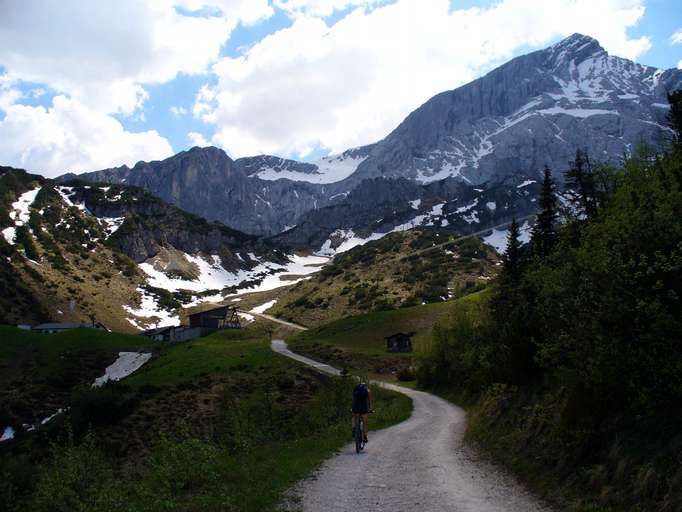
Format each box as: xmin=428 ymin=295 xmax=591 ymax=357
xmin=63 ymin=36 xmax=682 ymax=238
xmin=547 ymin=33 xmax=605 ymax=66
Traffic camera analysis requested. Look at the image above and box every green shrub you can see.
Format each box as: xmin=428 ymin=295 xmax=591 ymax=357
xmin=69 ymin=383 xmax=137 ymax=435
xmin=31 ymin=434 xmax=127 ymax=512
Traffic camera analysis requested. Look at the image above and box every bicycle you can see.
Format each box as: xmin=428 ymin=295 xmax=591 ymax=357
xmin=352 ymin=410 xmax=374 ymax=454
xmin=354 ymin=416 xmax=366 ymax=453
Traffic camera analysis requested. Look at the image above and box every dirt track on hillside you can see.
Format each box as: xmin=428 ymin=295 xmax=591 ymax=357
xmin=272 ymin=339 xmax=551 ymax=512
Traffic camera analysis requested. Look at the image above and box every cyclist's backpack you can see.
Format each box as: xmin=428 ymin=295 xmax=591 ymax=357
xmin=353 ymin=383 xmax=369 ymax=401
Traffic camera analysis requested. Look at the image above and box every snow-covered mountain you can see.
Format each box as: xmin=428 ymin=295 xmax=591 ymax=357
xmin=0 ymin=167 xmax=327 ymax=332
xmin=344 ymin=33 xmax=680 ymax=186
xmin=273 ymin=173 xmax=541 ymax=255
xmin=62 ymin=34 xmax=681 ymax=239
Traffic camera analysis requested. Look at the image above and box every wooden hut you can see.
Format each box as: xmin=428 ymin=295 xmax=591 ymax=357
xmin=188 ymin=305 xmax=241 ymax=335
xmin=385 ymin=332 xmax=414 ymax=353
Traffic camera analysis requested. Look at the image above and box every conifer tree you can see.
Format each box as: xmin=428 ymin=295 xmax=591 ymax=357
xmin=565 ymin=148 xmax=597 ymax=218
xmin=502 ymin=217 xmax=522 ymax=283
xmin=530 ymin=165 xmax=557 ymax=258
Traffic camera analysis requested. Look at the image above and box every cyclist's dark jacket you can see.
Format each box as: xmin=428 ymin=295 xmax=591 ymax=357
xmin=352 ymin=383 xmax=370 ymax=413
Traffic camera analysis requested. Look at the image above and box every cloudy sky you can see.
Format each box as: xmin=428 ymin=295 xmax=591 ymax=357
xmin=0 ymin=0 xmax=681 ymax=177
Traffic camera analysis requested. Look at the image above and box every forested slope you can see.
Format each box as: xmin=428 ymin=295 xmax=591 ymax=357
xmin=419 ymin=92 xmax=682 ymax=511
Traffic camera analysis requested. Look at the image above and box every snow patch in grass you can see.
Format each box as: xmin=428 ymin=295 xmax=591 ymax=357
xmin=123 ymin=287 xmax=179 ymax=329
xmin=250 ymin=299 xmax=278 ymax=314
xmin=56 ymin=186 xmax=91 ymax=214
xmin=482 ymin=220 xmax=533 ymax=253
xmin=93 ymin=352 xmax=152 ymax=387
xmin=316 ymin=229 xmax=385 ymax=256
xmin=0 ymin=426 xmax=15 ymax=442
xmin=2 ymin=226 xmax=16 ymax=245
xmin=8 ymin=187 xmax=41 ymax=225
xmin=99 ymin=216 xmax=125 ymax=236
xmin=238 ymin=312 xmax=255 ymax=324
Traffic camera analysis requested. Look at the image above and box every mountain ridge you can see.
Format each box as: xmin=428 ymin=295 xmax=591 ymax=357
xmin=0 ymin=166 xmax=323 ymax=331
xmin=58 ymin=34 xmax=682 ymax=239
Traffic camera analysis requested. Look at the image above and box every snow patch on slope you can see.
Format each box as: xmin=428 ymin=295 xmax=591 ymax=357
xmin=255 ymin=154 xmax=367 ymax=184
xmin=316 ymin=229 xmax=385 ymax=256
xmin=93 ymin=352 xmax=152 ymax=387
xmin=250 ymin=299 xmax=278 ymax=314
xmin=3 ymin=186 xmax=41 ymax=244
xmin=140 ymin=253 xmax=327 ymax=295
xmin=482 ymin=221 xmax=533 ymax=253
xmin=123 ymin=287 xmax=180 ymax=329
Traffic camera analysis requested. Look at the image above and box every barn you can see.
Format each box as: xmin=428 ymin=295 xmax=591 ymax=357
xmin=140 ymin=325 xmax=202 ymax=343
xmin=188 ymin=305 xmax=241 ymax=335
xmin=385 ymin=332 xmax=414 ymax=353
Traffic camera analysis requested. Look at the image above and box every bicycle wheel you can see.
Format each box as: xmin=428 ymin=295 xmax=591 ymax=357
xmin=355 ymin=418 xmax=362 ymax=454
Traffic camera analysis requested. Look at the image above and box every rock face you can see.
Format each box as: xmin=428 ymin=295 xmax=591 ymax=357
xmin=59 ymin=147 xmax=326 ymax=237
xmin=274 ymin=174 xmax=541 ymax=252
xmin=62 ymin=34 xmax=682 ymax=239
xmin=347 ymin=33 xmax=682 ymax=186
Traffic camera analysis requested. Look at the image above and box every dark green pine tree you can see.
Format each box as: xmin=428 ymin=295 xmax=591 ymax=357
xmin=502 ymin=217 xmax=522 ymax=284
xmin=565 ymin=148 xmax=597 ymax=218
xmin=530 ymin=165 xmax=558 ymax=258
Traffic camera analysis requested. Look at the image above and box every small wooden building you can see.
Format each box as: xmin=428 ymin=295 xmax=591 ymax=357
xmin=140 ymin=326 xmax=173 ymax=342
xmin=140 ymin=325 xmax=201 ymax=343
xmin=32 ymin=322 xmax=110 ymax=334
xmin=188 ymin=305 xmax=241 ymax=334
xmin=386 ymin=332 xmax=414 ymax=353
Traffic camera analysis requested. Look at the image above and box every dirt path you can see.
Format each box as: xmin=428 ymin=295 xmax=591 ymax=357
xmin=250 ymin=311 xmax=308 ymax=331
xmin=271 ymin=339 xmax=551 ymax=512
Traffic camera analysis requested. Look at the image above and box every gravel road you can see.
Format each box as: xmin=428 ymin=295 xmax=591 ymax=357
xmin=272 ymin=339 xmax=551 ymax=512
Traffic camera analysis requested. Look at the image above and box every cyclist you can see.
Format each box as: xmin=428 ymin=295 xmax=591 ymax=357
xmin=352 ymin=381 xmax=373 ymax=443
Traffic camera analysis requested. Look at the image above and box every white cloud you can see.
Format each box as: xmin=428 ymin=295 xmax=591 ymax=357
xmin=0 ymin=96 xmax=173 ymax=177
xmin=197 ymin=0 xmax=651 ymax=159
xmin=671 ymin=28 xmax=682 ymax=45
xmin=0 ymin=1 xmax=265 ymax=115
xmin=170 ymin=106 xmax=189 ymax=117
xmin=188 ymin=131 xmax=210 ymax=147
xmin=0 ymin=75 xmax=23 ymax=111
xmin=0 ymin=1 xmax=275 ymax=175
xmin=274 ymin=0 xmax=388 ymax=18
xmin=177 ymin=0 xmax=274 ymax=24
xmin=678 ymin=60 xmax=682 ymax=70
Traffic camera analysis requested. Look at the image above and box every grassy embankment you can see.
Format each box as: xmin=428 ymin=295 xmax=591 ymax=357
xmin=270 ymin=229 xmax=496 ymax=328
xmin=286 ymin=289 xmax=488 ymax=383
xmin=0 ymin=325 xmax=155 ymax=428
xmin=0 ymin=321 xmax=411 ymax=511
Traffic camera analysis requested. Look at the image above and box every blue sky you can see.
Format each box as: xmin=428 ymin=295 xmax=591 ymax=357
xmin=0 ymin=0 xmax=681 ymax=176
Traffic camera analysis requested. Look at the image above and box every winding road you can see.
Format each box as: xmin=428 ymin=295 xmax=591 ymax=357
xmin=271 ymin=339 xmax=551 ymax=512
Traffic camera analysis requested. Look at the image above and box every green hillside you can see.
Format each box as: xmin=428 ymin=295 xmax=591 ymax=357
xmin=0 ymin=322 xmax=411 ymax=511
xmin=0 ymin=325 xmax=154 ymax=429
xmin=271 ymin=228 xmax=497 ymax=327
xmin=287 ymin=289 xmax=488 ymax=380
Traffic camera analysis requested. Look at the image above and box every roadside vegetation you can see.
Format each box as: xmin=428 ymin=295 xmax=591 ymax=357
xmin=418 ymin=93 xmax=682 ymax=511
xmin=0 ymin=321 xmax=411 ymax=511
